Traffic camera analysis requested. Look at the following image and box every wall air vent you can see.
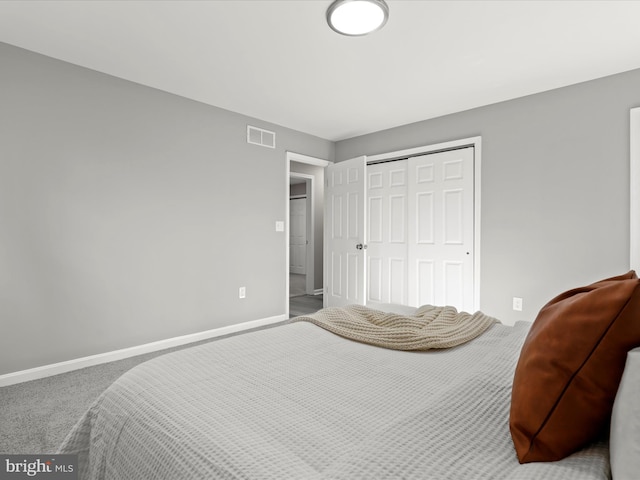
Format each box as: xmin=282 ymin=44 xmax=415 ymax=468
xmin=247 ymin=125 xmax=276 ymax=149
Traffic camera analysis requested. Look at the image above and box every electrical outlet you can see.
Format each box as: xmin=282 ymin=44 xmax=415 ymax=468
xmin=512 ymin=297 xmax=523 ymax=311
xmin=239 ymin=287 xmax=246 ymax=299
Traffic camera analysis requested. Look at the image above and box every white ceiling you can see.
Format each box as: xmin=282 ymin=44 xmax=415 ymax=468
xmin=1 ymin=0 xmax=640 ymax=142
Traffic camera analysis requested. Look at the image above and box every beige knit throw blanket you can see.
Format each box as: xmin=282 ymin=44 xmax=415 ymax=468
xmin=295 ymin=304 xmax=499 ymax=350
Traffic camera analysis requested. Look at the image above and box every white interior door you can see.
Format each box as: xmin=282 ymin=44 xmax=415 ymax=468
xmin=367 ymin=160 xmax=409 ymax=306
xmin=289 ymin=197 xmax=307 ymax=274
xmin=408 ymin=147 xmax=474 ymax=312
xmin=324 ymin=156 xmax=366 ymax=307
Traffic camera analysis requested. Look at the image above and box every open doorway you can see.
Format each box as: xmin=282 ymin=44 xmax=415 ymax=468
xmin=286 ymin=152 xmax=330 ymax=318
xmin=289 ymin=174 xmax=312 ymax=297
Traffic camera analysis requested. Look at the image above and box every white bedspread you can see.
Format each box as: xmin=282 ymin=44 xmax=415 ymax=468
xmin=59 ymin=320 xmax=610 ymax=479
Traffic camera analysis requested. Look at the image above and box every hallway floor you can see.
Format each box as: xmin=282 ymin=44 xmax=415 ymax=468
xmin=289 ymin=294 xmax=323 ymax=318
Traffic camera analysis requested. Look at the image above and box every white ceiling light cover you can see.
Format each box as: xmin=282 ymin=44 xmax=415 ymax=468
xmin=327 ymin=0 xmax=389 ymax=36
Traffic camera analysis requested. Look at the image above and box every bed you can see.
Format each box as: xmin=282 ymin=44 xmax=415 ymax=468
xmin=58 ymin=291 xmax=634 ymax=480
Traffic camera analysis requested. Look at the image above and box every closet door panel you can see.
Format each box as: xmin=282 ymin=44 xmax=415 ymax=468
xmin=408 ymin=148 xmax=474 ymax=312
xmin=416 ymin=259 xmax=435 ymax=306
xmin=444 ymin=261 xmax=464 ymax=308
xmin=416 ymin=192 xmax=435 ymax=244
xmin=366 ymin=161 xmax=408 ymax=306
xmin=389 ymin=258 xmax=405 ymax=305
xmin=368 ymin=257 xmax=383 ymax=302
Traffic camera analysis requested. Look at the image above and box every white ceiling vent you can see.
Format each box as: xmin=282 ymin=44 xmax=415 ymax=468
xmin=247 ymin=125 xmax=276 ymax=149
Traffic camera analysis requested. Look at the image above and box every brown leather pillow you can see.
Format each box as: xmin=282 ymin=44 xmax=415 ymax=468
xmin=510 ymin=271 xmax=640 ymax=463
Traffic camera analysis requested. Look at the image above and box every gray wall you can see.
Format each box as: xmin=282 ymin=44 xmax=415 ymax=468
xmin=3 ymin=38 xmax=639 ymax=375
xmin=0 ymin=43 xmax=333 ymax=375
xmin=336 ymin=68 xmax=640 ymax=324
xmin=290 ymin=161 xmax=325 ymax=292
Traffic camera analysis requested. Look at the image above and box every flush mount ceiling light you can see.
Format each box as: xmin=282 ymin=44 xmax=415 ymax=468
xmin=327 ymin=0 xmax=389 ymax=36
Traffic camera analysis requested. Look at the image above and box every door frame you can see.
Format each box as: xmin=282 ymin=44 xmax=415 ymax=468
xmin=631 ymin=107 xmax=640 ymax=272
xmin=285 ymin=151 xmax=331 ymax=317
xmin=366 ymin=136 xmax=482 ymax=311
xmin=289 ymin=176 xmax=312 ymax=278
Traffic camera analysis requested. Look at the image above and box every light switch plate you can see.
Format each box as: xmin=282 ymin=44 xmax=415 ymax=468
xmin=275 ymin=221 xmax=284 ymax=232
xmin=513 ymin=297 xmax=523 ymax=311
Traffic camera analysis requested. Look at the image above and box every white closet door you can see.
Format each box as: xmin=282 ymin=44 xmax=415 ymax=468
xmin=367 ymin=160 xmax=409 ymax=306
xmin=325 ymin=156 xmax=366 ymax=307
xmin=408 ymin=147 xmax=474 ymax=312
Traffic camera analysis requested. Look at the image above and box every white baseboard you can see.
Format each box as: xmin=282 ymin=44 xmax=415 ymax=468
xmin=0 ymin=314 xmax=287 ymax=387
xmin=314 ymin=289 xmax=323 ymax=296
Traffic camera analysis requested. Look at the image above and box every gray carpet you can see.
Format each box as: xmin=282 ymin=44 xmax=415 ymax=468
xmin=0 ymin=297 xmax=325 ymax=455
xmin=0 ymin=322 xmax=291 ymax=455
xmin=1 ymin=352 xmax=162 ymax=454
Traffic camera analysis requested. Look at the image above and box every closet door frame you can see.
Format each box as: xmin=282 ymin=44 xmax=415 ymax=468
xmin=367 ymin=136 xmax=482 ymax=311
